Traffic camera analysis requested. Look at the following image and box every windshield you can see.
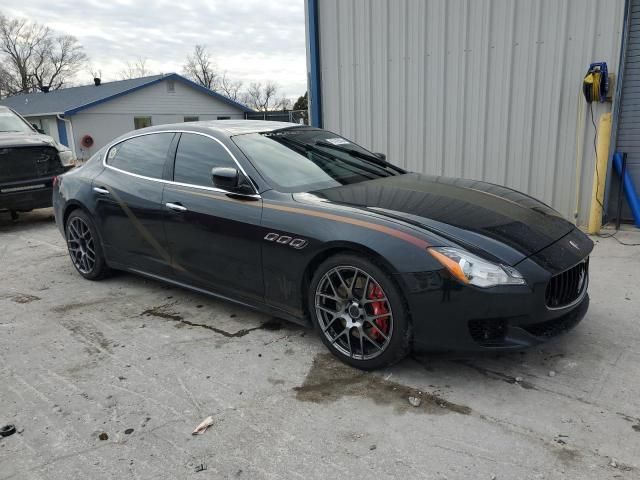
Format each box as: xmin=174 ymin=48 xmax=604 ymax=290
xmin=0 ymin=109 xmax=34 ymax=134
xmin=232 ymin=127 xmax=402 ymax=192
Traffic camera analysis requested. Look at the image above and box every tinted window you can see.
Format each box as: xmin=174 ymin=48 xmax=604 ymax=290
xmin=173 ymin=133 xmax=236 ymax=187
xmin=107 ymin=133 xmax=173 ymax=179
xmin=232 ymin=128 xmax=400 ymax=192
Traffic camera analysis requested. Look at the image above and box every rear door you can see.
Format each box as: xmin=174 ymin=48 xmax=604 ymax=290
xmin=162 ymin=132 xmax=264 ymax=302
xmin=92 ymin=132 xmax=176 ymax=275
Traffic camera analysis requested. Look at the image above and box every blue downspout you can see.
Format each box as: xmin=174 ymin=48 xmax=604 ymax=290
xmin=604 ymin=0 xmax=631 ymax=216
xmin=56 ymin=117 xmax=69 ymax=146
xmin=613 ymin=152 xmax=640 ymax=227
xmin=308 ymin=0 xmax=323 ymax=128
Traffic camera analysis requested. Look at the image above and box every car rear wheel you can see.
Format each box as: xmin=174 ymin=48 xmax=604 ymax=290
xmin=309 ymin=254 xmax=411 ymax=370
xmin=65 ymin=210 xmax=110 ymax=280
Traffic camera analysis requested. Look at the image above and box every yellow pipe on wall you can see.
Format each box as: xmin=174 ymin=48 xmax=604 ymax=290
xmin=587 ymin=112 xmax=612 ymax=234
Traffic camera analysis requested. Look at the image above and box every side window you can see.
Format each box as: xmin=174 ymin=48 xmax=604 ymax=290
xmin=107 ymin=133 xmax=173 ymax=179
xmin=173 ymin=133 xmax=236 ymax=187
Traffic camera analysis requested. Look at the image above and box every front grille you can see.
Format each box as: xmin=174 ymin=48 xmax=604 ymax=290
xmin=545 ymin=258 xmax=589 ymax=309
xmin=0 ymin=146 xmax=63 ymax=183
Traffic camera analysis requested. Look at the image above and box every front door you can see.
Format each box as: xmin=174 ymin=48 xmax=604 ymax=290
xmin=162 ymin=132 xmax=264 ymax=303
xmin=93 ymin=132 xmax=176 ymax=275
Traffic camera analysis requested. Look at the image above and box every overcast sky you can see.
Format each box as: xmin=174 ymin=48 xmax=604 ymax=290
xmin=3 ymin=0 xmax=307 ymax=99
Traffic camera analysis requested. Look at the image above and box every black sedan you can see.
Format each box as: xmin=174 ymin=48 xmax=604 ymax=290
xmin=53 ymin=121 xmax=592 ymax=370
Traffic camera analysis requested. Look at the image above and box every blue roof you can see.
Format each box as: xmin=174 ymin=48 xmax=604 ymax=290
xmin=0 ymin=73 xmax=253 ymax=116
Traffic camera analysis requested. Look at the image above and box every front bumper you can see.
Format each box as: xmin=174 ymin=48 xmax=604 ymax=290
xmin=0 ymin=177 xmax=55 ymax=212
xmin=400 ymin=261 xmax=590 ymax=352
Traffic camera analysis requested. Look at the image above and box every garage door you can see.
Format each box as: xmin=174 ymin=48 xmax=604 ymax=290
xmin=613 ymin=0 xmax=640 ymax=221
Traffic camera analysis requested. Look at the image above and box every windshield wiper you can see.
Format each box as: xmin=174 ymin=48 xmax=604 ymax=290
xmin=275 ymin=136 xmax=393 ymax=179
xmin=314 ymin=142 xmax=386 ymax=165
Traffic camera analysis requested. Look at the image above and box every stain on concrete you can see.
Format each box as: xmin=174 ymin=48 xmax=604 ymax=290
xmin=61 ymin=320 xmax=113 ymax=354
xmin=141 ymin=304 xmax=183 ymax=321
xmin=52 ymin=298 xmax=111 ymax=314
xmin=268 ymin=378 xmax=285 ymax=386
xmin=454 ymin=360 xmax=536 ymax=390
xmin=551 ymin=446 xmax=581 ymax=466
xmin=294 ymin=354 xmax=471 ymax=416
xmin=2 ymin=293 xmax=41 ymax=304
xmin=141 ymin=303 xmax=285 ymax=338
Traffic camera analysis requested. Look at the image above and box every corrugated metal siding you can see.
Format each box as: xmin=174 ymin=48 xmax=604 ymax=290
xmin=316 ymin=0 xmax=625 ymax=225
xmin=614 ymin=0 xmax=640 ymax=221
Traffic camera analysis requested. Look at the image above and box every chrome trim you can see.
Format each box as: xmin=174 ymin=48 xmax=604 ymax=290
xmin=545 ymin=257 xmax=590 ymax=311
xmin=166 ymin=202 xmax=187 ymax=212
xmin=101 ymin=129 xmax=261 ymax=197
xmin=545 ymin=276 xmax=589 ymax=311
xmin=93 ymin=186 xmax=109 ymax=195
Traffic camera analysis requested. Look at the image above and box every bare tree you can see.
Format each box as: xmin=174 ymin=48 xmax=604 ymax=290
xmin=243 ymin=81 xmax=287 ymax=111
xmin=0 ymin=15 xmax=87 ymax=95
xmin=0 ymin=64 xmax=12 ymax=98
xmin=219 ymin=72 xmax=243 ymax=101
xmin=183 ymin=45 xmax=218 ymax=90
xmin=0 ymin=15 xmax=48 ymax=94
xmin=32 ymin=35 xmax=87 ymax=90
xmin=119 ymin=56 xmax=151 ymax=80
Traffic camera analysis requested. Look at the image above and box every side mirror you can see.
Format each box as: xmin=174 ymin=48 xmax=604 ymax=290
xmin=212 ymin=167 xmax=239 ymax=190
xmin=374 ymin=152 xmax=386 ymax=161
xmin=32 ymin=124 xmax=45 ymax=134
xmin=211 ymin=167 xmax=254 ymax=194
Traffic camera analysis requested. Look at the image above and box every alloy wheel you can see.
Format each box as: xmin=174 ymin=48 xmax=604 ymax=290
xmin=315 ymin=266 xmax=393 ymax=360
xmin=67 ymin=216 xmax=96 ymax=275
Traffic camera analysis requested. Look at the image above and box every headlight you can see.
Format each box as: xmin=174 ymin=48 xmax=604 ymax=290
xmin=58 ymin=149 xmax=75 ymax=167
xmin=428 ymin=247 xmax=525 ymax=288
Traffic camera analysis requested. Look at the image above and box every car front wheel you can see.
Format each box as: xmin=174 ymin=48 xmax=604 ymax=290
xmin=309 ymin=254 xmax=411 ymax=370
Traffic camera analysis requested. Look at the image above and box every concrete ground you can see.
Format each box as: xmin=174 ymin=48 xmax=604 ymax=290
xmin=0 ymin=209 xmax=639 ymax=480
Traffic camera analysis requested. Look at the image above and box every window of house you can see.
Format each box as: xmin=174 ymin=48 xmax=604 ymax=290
xmin=173 ymin=133 xmax=236 ymax=187
xmin=134 ymin=116 xmax=152 ymax=130
xmin=217 ymin=116 xmax=231 ymax=120
xmin=106 ymin=133 xmax=173 ymax=179
xmin=167 ymin=80 xmax=176 ymax=93
xmin=184 ymin=116 xmax=199 ymax=122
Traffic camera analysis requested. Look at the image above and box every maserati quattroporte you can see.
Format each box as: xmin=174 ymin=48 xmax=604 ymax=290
xmin=53 ymin=121 xmax=592 ymax=369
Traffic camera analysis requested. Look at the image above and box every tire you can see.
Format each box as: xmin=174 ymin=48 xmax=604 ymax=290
xmin=309 ymin=253 xmax=411 ymax=370
xmin=65 ymin=209 xmax=111 ymax=280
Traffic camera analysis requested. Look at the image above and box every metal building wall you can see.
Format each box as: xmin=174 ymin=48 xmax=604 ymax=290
xmin=314 ymin=0 xmax=626 ymax=225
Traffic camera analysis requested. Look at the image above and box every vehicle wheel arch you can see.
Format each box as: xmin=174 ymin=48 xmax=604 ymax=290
xmin=62 ymin=201 xmax=89 ymax=233
xmin=300 ymin=241 xmax=406 ymax=322
xmin=62 ymin=202 xmax=108 ymax=258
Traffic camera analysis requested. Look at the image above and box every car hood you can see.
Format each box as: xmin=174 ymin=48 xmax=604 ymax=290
xmin=299 ymin=173 xmax=576 ymax=265
xmin=0 ymin=131 xmax=58 ymax=149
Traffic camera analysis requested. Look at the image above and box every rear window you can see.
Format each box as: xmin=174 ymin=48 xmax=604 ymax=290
xmin=107 ymin=133 xmax=173 ymax=179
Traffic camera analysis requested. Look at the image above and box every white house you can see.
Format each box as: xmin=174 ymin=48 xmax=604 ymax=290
xmin=0 ymin=73 xmax=253 ymax=160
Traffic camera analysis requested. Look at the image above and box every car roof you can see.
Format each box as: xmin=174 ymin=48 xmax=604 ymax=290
xmin=147 ymin=120 xmax=307 ymax=137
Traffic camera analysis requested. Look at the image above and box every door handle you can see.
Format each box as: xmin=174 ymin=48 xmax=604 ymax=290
xmin=93 ymin=186 xmax=110 ymax=195
xmin=166 ymin=202 xmax=187 ymax=212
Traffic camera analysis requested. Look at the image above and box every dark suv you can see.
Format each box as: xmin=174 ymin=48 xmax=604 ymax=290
xmin=0 ymin=106 xmax=74 ymax=220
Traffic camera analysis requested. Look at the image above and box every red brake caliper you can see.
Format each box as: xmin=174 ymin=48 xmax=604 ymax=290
xmin=368 ymin=283 xmax=389 ymax=340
